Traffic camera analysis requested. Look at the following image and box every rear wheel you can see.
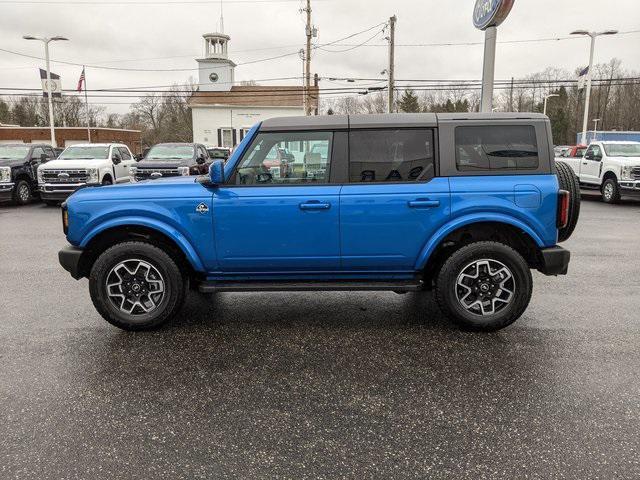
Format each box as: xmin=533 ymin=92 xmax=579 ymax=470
xmin=555 ymin=160 xmax=580 ymax=242
xmin=601 ymin=177 xmax=620 ymax=204
xmin=13 ymin=179 xmax=31 ymax=205
xmin=435 ymin=241 xmax=532 ymax=331
xmin=89 ymin=241 xmax=187 ymax=331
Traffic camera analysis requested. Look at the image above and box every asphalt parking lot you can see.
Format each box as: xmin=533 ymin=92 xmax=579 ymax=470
xmin=1 ymin=194 xmax=639 ymax=479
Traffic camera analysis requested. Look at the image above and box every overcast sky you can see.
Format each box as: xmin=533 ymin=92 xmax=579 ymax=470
xmin=1 ymin=0 xmax=639 ymax=114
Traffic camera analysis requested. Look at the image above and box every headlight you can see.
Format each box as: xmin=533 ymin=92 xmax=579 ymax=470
xmin=0 ymin=166 xmax=11 ymax=183
xmin=37 ymin=168 xmax=45 ymax=184
xmin=621 ymin=166 xmax=634 ymax=180
xmin=178 ymin=166 xmax=189 ymax=176
xmin=87 ymin=168 xmax=99 ymax=184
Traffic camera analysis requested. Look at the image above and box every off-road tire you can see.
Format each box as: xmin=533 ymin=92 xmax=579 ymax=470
xmin=89 ymin=241 xmax=187 ymax=331
xmin=601 ymin=177 xmax=621 ymax=204
xmin=555 ymin=160 xmax=580 ymax=242
xmin=435 ymin=241 xmax=532 ymax=331
xmin=13 ymin=179 xmax=31 ymax=205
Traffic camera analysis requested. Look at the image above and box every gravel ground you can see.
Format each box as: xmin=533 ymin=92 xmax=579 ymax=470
xmin=1 ymin=193 xmax=639 ymax=479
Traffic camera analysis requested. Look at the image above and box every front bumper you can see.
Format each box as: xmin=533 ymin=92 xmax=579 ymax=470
xmin=618 ymin=180 xmax=640 ymax=195
xmin=538 ymin=246 xmax=570 ymax=276
xmin=0 ymin=182 xmax=15 ymax=201
xmin=39 ymin=183 xmax=87 ymax=201
xmin=58 ymin=246 xmax=84 ymax=280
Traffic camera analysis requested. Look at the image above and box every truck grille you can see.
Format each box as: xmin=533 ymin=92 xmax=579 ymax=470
xmin=42 ymin=169 xmax=88 ymax=183
xmin=631 ymin=167 xmax=640 ymax=180
xmin=135 ymin=168 xmax=180 ymax=180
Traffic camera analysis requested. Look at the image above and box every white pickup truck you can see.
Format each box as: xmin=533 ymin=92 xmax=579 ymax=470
xmin=560 ymin=141 xmax=640 ymax=204
xmin=37 ymin=143 xmax=137 ymax=205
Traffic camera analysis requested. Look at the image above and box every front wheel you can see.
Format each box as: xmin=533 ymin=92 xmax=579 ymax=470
xmin=601 ymin=178 xmax=620 ymax=204
xmin=89 ymin=241 xmax=186 ymax=331
xmin=435 ymin=241 xmax=532 ymax=331
xmin=13 ymin=179 xmax=31 ymax=205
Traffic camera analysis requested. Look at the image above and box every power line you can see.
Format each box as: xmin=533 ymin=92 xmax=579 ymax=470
xmin=0 ymin=0 xmax=318 ymax=4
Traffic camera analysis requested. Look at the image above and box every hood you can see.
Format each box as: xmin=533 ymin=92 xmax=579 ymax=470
xmin=0 ymin=158 xmax=26 ymax=168
xmin=137 ymin=160 xmax=190 ymax=169
xmin=612 ymin=156 xmax=640 ymax=166
xmin=40 ymin=158 xmax=109 ymax=170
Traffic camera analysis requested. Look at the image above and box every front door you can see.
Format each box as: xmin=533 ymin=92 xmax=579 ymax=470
xmin=213 ymin=130 xmax=340 ymax=272
xmin=581 ymin=144 xmax=603 ymax=184
xmin=340 ymin=128 xmax=450 ymax=270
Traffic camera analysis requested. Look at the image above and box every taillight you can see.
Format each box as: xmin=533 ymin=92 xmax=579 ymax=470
xmin=557 ymin=190 xmax=569 ymax=229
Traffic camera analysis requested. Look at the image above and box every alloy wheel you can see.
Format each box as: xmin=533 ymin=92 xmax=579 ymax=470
xmin=455 ymin=259 xmax=515 ymax=316
xmin=106 ymin=259 xmax=165 ymax=315
xmin=18 ymin=183 xmax=30 ymax=202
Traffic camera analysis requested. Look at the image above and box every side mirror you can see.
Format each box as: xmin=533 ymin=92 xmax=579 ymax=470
xmin=112 ymin=154 xmax=122 ymax=165
xmin=39 ymin=153 xmax=48 ymax=162
xmin=209 ymin=159 xmax=224 ymax=185
xmin=136 ymin=154 xmax=144 ymax=161
xmin=196 ymin=154 xmax=206 ymax=165
xmin=584 ymin=153 xmax=593 ymax=160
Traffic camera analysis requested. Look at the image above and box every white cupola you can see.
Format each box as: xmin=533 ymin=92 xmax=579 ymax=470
xmin=196 ymin=32 xmax=236 ymax=91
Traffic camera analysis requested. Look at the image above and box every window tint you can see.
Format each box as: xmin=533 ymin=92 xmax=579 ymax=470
xmin=349 ymin=129 xmax=435 ymax=183
xmin=455 ymin=125 xmax=539 ymax=171
xmin=31 ymin=147 xmax=44 ymax=159
xmin=118 ymin=147 xmax=132 ymax=160
xmin=235 ymin=131 xmax=332 ymax=185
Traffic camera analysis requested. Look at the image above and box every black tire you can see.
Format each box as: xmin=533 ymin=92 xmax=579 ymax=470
xmin=12 ymin=179 xmax=31 ymax=205
xmin=601 ymin=177 xmax=621 ymax=204
xmin=435 ymin=241 xmax=532 ymax=331
xmin=555 ymin=160 xmax=580 ymax=242
xmin=89 ymin=241 xmax=187 ymax=331
xmin=102 ymin=176 xmax=113 ymax=186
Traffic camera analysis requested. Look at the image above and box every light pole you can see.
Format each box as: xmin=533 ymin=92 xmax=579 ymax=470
xmin=22 ymin=35 xmax=69 ymax=148
xmin=570 ymin=29 xmax=617 ymax=145
xmin=543 ymin=93 xmax=559 ymax=116
xmin=593 ymin=118 xmax=601 ymax=142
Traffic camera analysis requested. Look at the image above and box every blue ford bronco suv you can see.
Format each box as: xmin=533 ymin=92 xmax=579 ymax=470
xmin=58 ymin=113 xmax=579 ymax=331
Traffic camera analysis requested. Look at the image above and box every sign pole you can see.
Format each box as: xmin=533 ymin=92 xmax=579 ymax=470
xmin=44 ymin=40 xmax=57 ymax=148
xmin=83 ymin=67 xmax=91 ymax=143
xmin=480 ymin=26 xmax=497 ymax=112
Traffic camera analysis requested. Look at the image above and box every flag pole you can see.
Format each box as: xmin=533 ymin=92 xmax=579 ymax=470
xmin=83 ymin=66 xmax=91 ymax=143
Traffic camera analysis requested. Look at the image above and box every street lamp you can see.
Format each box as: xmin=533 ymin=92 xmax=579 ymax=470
xmin=593 ymin=118 xmax=601 ymax=142
xmin=570 ymin=29 xmax=617 ymax=145
xmin=23 ymin=35 xmax=69 ymax=148
xmin=543 ymin=94 xmax=559 ymax=116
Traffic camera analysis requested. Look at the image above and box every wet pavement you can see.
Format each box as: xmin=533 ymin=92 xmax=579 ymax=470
xmin=1 ymin=194 xmax=639 ymax=479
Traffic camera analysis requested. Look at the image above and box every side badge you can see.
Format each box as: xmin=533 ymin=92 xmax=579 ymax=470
xmin=196 ymin=203 xmax=209 ymax=214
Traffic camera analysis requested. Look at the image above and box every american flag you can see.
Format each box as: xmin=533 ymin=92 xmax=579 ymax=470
xmin=77 ymin=67 xmax=85 ymax=92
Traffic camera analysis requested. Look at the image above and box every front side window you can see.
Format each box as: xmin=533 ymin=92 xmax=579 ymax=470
xmin=118 ymin=147 xmax=132 ymax=160
xmin=455 ymin=125 xmax=539 ymax=171
xmin=349 ymin=129 xmax=435 ymax=183
xmin=234 ymin=131 xmax=332 ymax=185
xmin=31 ymin=147 xmax=45 ymax=159
xmin=586 ymin=145 xmax=602 ymax=159
xmin=603 ymin=143 xmax=640 ymax=157
xmin=59 ymin=146 xmax=110 ymax=160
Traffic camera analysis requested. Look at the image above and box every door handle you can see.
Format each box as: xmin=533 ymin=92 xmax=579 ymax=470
xmin=299 ymin=201 xmax=331 ymax=210
xmin=582 ymin=162 xmax=588 ymax=165
xmin=408 ymin=199 xmax=440 ymax=208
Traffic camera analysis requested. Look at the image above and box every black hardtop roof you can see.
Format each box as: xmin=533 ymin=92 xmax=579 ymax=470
xmin=259 ymin=112 xmax=548 ymax=131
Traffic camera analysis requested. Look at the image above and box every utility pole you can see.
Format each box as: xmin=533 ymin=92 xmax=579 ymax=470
xmin=387 ymin=15 xmax=396 ymax=114
xmin=304 ymin=0 xmax=312 ymax=116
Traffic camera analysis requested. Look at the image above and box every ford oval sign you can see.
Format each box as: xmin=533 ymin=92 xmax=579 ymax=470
xmin=473 ymin=0 xmax=514 ymax=30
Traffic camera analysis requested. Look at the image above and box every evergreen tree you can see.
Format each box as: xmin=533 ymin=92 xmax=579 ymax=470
xmin=398 ymin=89 xmax=421 ymax=113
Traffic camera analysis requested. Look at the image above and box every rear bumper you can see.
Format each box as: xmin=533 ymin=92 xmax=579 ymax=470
xmin=538 ymin=246 xmax=570 ymax=276
xmin=58 ymin=246 xmax=84 ymax=280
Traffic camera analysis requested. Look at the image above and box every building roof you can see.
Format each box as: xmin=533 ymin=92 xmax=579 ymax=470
xmin=188 ymin=85 xmax=318 ymax=109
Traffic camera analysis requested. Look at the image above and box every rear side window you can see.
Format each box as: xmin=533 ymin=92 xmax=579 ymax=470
xmin=455 ymin=125 xmax=539 ymax=171
xmin=349 ymin=129 xmax=435 ymax=183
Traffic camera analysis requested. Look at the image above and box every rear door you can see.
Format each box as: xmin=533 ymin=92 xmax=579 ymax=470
xmin=339 ymin=128 xmax=450 ymax=270
xmin=213 ymin=129 xmax=343 ymax=272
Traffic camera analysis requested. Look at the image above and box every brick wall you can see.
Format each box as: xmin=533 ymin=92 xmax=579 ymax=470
xmin=0 ymin=128 xmax=143 ymax=154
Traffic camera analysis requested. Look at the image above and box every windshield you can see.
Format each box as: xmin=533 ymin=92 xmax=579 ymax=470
xmin=59 ymin=146 xmax=110 ymax=160
xmin=145 ymin=145 xmax=194 ymax=160
xmin=603 ymin=143 xmax=640 ymax=157
xmin=0 ymin=145 xmax=30 ymax=159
